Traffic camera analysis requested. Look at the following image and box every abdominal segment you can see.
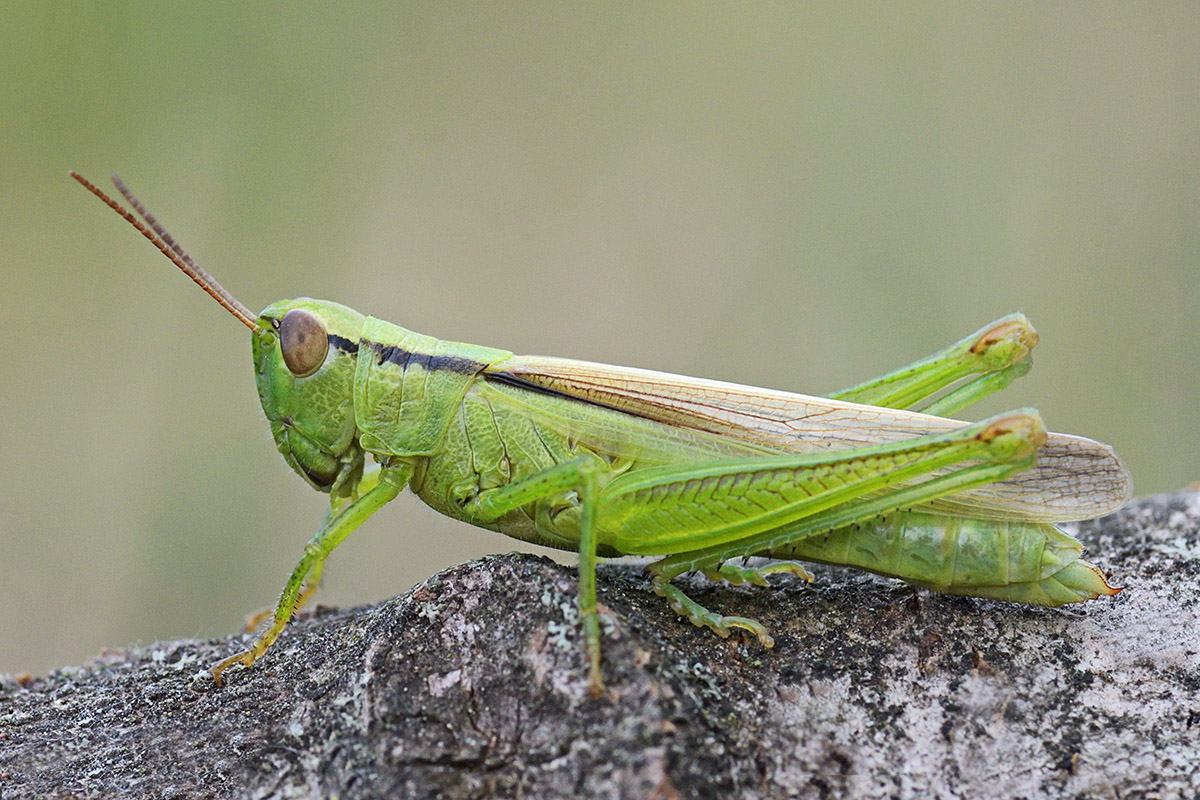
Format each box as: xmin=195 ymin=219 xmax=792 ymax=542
xmin=763 ymin=511 xmax=1118 ymax=606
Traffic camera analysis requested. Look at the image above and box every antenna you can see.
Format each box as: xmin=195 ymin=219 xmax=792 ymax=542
xmin=69 ymin=171 xmax=261 ymax=332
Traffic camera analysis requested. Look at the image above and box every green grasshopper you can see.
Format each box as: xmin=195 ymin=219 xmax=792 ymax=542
xmin=72 ymin=172 xmax=1130 ymax=695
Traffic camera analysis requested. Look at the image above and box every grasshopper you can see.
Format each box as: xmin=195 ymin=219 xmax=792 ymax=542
xmin=72 ymin=173 xmax=1130 ymax=695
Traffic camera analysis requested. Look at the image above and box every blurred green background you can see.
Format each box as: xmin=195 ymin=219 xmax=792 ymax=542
xmin=2 ymin=4 xmax=1197 ymax=676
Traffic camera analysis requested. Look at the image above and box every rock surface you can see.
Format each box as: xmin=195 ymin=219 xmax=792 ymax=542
xmin=2 ymin=492 xmax=1198 ymax=799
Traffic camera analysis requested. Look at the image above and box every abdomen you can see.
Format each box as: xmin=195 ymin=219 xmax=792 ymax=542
xmin=763 ymin=511 xmax=1118 ymax=606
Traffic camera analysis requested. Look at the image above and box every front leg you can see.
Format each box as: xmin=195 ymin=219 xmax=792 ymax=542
xmin=210 ymin=461 xmax=414 ymax=686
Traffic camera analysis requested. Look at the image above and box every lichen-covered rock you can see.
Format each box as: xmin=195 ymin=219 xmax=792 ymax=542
xmin=2 ymin=492 xmax=1198 ymax=799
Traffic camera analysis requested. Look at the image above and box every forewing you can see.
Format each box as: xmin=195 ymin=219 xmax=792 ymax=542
xmin=486 ymin=355 xmax=1131 ymax=522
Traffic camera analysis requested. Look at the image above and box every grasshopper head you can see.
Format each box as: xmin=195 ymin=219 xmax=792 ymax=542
xmin=253 ymin=298 xmax=367 ymax=492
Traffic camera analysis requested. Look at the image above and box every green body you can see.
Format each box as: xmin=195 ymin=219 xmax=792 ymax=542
xmin=73 ymin=173 xmax=1128 ymax=694
xmin=260 ymin=302 xmax=1106 ymax=585
xmin=226 ymin=301 xmax=1127 ymax=691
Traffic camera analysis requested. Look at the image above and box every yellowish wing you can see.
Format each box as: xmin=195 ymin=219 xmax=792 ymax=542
xmin=485 ymin=355 xmax=1132 ymax=523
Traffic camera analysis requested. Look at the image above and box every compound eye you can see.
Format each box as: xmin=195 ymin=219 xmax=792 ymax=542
xmin=279 ymin=309 xmax=329 ymax=377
